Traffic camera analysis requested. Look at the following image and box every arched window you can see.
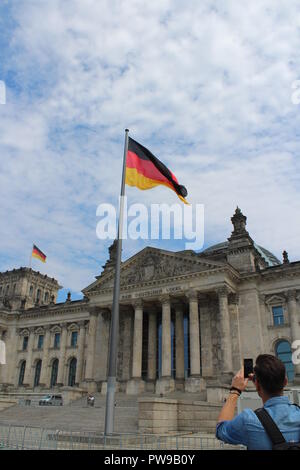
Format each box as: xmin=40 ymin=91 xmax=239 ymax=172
xmin=275 ymin=340 xmax=295 ymax=382
xmin=0 ymin=286 xmax=2 ymax=296
xmin=68 ymin=358 xmax=77 ymax=387
xmin=5 ymin=285 xmax=9 ymax=296
xmin=44 ymin=292 xmax=49 ymax=303
xmin=50 ymin=359 xmax=59 ymax=388
xmin=12 ymin=284 xmax=16 ymax=295
xmin=36 ymin=289 xmax=41 ymax=303
xmin=29 ymin=285 xmax=34 ymax=297
xmin=34 ymin=360 xmax=42 ymax=387
xmin=19 ymin=361 xmax=26 ymax=386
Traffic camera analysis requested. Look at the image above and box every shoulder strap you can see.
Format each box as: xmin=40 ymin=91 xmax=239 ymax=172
xmin=254 ymin=408 xmax=286 ymax=445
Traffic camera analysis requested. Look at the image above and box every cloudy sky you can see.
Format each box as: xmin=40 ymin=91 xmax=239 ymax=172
xmin=1 ymin=0 xmax=300 ymax=301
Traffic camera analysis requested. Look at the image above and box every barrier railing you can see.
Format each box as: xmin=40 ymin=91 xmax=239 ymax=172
xmin=0 ymin=424 xmax=245 ymax=450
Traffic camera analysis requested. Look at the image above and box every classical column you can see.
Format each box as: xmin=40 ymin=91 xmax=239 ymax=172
xmin=57 ymin=324 xmax=68 ymax=386
xmin=84 ymin=308 xmax=99 ymax=385
xmin=287 ymin=290 xmax=300 ymax=378
xmin=147 ymin=308 xmax=157 ymax=382
xmin=23 ymin=329 xmax=35 ymax=387
xmin=7 ymin=325 xmax=18 ymax=386
xmin=126 ymin=300 xmax=145 ymax=394
xmin=228 ymin=294 xmax=242 ymax=372
xmin=40 ymin=328 xmax=51 ymax=387
xmin=131 ymin=300 xmax=143 ymax=379
xmin=218 ymin=287 xmax=233 ymax=378
xmin=75 ymin=321 xmax=86 ymax=385
xmin=161 ymin=295 xmax=172 ymax=377
xmin=188 ymin=291 xmax=201 ymax=377
xmin=155 ymin=295 xmax=175 ymax=394
xmin=175 ymin=303 xmax=185 ymax=380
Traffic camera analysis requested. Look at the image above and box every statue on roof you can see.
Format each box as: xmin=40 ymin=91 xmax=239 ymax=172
xmin=102 ymin=239 xmax=118 ymax=271
xmin=231 ymin=207 xmax=247 ymax=234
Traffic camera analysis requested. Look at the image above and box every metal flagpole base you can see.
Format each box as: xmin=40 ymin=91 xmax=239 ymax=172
xmin=104 ymin=376 xmax=116 ymax=435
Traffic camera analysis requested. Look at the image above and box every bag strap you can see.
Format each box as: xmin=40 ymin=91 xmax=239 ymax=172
xmin=254 ymin=408 xmax=286 ymax=445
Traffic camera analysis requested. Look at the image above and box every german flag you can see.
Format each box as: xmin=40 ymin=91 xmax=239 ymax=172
xmin=126 ymin=137 xmax=188 ymax=204
xmin=32 ymin=244 xmax=47 ymax=263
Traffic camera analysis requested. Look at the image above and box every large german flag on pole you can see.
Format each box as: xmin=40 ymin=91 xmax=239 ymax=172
xmin=31 ymin=244 xmax=47 ymax=263
xmin=125 ymin=137 xmax=188 ymax=204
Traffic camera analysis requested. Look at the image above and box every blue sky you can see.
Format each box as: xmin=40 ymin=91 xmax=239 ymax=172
xmin=1 ymin=0 xmax=300 ymax=302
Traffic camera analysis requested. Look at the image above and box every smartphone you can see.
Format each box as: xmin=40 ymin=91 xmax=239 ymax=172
xmin=244 ymin=358 xmax=253 ymax=378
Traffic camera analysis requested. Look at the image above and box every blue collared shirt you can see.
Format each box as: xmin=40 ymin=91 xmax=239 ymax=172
xmin=216 ymin=396 xmax=300 ymax=450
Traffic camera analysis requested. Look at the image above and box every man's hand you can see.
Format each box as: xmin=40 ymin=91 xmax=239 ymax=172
xmin=231 ymin=368 xmax=249 ymax=392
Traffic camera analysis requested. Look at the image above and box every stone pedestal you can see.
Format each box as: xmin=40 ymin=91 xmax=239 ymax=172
xmin=184 ymin=376 xmax=206 ymax=393
xmin=155 ymin=377 xmax=175 ymax=395
xmin=145 ymin=380 xmax=156 ymax=393
xmin=126 ymin=378 xmax=145 ymax=395
xmin=82 ymin=379 xmax=97 ymax=393
xmin=101 ymin=381 xmax=120 ymax=395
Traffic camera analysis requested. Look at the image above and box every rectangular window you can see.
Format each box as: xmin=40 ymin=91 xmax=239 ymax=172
xmin=22 ymin=336 xmax=28 ymax=351
xmin=37 ymin=335 xmax=44 ymax=350
xmin=272 ymin=306 xmax=284 ymax=326
xmin=54 ymin=333 xmax=60 ymax=349
xmin=71 ymin=331 xmax=78 ymax=348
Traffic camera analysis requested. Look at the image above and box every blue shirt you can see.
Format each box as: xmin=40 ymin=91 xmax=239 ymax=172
xmin=216 ymin=396 xmax=300 ymax=450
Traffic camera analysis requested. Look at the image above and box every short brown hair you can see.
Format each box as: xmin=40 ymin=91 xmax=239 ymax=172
xmin=254 ymin=354 xmax=286 ymax=395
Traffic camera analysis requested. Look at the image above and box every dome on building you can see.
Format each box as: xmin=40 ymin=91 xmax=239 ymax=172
xmin=201 ymin=241 xmax=281 ymax=267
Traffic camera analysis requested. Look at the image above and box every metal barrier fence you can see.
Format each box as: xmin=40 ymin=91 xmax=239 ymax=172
xmin=0 ymin=424 xmax=245 ymax=450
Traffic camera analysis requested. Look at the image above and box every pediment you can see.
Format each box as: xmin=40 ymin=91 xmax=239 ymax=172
xmin=265 ymin=294 xmax=286 ymax=305
xmin=83 ymin=247 xmax=225 ymax=294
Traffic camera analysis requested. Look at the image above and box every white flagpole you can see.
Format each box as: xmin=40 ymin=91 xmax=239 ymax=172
xmin=104 ymin=129 xmax=129 ymax=435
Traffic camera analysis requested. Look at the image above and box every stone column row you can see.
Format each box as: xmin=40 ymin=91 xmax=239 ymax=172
xmin=128 ymin=291 xmax=204 ymax=394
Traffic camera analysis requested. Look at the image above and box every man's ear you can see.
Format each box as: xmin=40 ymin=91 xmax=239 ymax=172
xmin=283 ymin=375 xmax=288 ymax=387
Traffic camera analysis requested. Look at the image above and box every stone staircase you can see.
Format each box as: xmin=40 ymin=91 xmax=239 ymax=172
xmin=0 ymin=391 xmax=221 ymax=435
xmin=0 ymin=398 xmax=18 ymax=412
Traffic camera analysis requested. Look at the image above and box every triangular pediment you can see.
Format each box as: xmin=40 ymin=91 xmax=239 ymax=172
xmin=265 ymin=294 xmax=286 ymax=305
xmin=83 ymin=246 xmax=226 ymax=294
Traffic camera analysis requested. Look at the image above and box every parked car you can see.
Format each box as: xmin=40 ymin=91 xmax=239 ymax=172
xmin=39 ymin=394 xmax=63 ymax=406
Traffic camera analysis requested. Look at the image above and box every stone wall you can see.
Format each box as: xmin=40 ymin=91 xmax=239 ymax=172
xmin=138 ymin=397 xmax=222 ymax=434
xmin=138 ymin=397 xmax=178 ymax=434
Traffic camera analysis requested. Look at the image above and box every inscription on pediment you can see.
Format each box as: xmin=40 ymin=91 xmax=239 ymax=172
xmin=120 ymin=252 xmax=212 ymax=286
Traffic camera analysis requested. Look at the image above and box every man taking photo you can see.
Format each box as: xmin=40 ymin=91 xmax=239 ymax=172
xmin=216 ymin=354 xmax=300 ymax=449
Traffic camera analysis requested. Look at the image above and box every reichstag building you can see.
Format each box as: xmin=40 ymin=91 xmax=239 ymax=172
xmin=0 ymin=208 xmax=299 ymax=395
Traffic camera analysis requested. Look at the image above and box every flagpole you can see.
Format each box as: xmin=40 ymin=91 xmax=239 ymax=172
xmin=104 ymin=129 xmax=129 ymax=436
xmin=29 ymin=244 xmax=33 ymax=269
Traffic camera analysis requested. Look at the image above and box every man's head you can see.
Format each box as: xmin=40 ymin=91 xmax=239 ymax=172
xmin=253 ymin=354 xmax=288 ymax=399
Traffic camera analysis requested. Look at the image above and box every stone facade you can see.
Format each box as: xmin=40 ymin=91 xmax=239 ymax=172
xmin=1 ymin=208 xmax=300 ymax=395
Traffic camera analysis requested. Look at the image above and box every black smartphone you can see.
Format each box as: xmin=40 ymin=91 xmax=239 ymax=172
xmin=244 ymin=358 xmax=253 ymax=378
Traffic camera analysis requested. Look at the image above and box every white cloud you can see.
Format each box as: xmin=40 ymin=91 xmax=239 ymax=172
xmin=1 ymin=0 xmax=300 ymax=292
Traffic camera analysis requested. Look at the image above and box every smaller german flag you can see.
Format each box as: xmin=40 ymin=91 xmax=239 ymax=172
xmin=126 ymin=137 xmax=188 ymax=204
xmin=32 ymin=244 xmax=47 ymax=263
